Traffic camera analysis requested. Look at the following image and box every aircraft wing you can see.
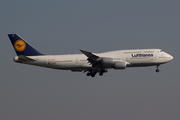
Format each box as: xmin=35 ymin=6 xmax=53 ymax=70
xmin=80 ymin=49 xmax=101 ymax=66
xmin=80 ymin=49 xmax=99 ymax=59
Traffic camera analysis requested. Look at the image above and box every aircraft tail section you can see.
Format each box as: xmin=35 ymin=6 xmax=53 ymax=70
xmin=8 ymin=34 xmax=43 ymax=56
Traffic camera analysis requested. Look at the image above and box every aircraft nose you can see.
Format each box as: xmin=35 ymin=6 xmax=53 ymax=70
xmin=165 ymin=53 xmax=173 ymax=62
xmin=170 ymin=55 xmax=173 ymax=61
xmin=167 ymin=54 xmax=173 ymax=62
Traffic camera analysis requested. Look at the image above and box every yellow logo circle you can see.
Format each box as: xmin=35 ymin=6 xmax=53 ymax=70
xmin=14 ymin=40 xmax=26 ymax=52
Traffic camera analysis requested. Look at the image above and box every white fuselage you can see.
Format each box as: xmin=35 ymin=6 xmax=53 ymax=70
xmin=14 ymin=49 xmax=173 ymax=71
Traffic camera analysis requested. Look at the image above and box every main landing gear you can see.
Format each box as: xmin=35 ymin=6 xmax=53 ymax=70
xmin=99 ymin=72 xmax=103 ymax=76
xmin=156 ymin=65 xmax=160 ymax=73
xmin=86 ymin=71 xmax=97 ymax=77
xmin=99 ymin=69 xmax=106 ymax=76
xmin=86 ymin=69 xmax=105 ymax=77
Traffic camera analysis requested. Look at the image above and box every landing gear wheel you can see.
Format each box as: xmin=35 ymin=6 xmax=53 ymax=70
xmin=86 ymin=73 xmax=91 ymax=76
xmin=91 ymin=73 xmax=95 ymax=77
xmin=91 ymin=72 xmax=97 ymax=77
xmin=156 ymin=69 xmax=160 ymax=73
xmin=99 ymin=72 xmax=103 ymax=76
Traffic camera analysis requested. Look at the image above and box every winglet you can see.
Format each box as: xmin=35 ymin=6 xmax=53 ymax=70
xmin=8 ymin=34 xmax=43 ymax=56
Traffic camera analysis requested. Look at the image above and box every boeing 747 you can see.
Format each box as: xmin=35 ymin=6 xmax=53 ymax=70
xmin=8 ymin=34 xmax=173 ymax=77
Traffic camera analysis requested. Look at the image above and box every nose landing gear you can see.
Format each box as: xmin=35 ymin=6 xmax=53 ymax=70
xmin=156 ymin=65 xmax=160 ymax=73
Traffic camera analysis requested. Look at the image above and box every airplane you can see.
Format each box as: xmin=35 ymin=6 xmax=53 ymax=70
xmin=8 ymin=34 xmax=173 ymax=77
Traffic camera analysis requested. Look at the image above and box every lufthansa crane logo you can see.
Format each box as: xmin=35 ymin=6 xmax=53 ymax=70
xmin=14 ymin=40 xmax=26 ymax=52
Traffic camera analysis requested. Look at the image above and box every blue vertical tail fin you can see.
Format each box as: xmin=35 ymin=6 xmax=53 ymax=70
xmin=8 ymin=34 xmax=43 ymax=56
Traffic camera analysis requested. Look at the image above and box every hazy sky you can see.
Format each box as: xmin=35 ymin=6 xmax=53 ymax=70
xmin=1 ymin=0 xmax=180 ymax=120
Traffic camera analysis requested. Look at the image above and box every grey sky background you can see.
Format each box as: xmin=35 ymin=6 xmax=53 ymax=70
xmin=0 ymin=0 xmax=180 ymax=120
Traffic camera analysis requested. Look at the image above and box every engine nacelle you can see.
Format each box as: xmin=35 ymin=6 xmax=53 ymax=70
xmin=100 ymin=57 xmax=126 ymax=69
xmin=113 ymin=61 xmax=126 ymax=69
xmin=101 ymin=57 xmax=114 ymax=67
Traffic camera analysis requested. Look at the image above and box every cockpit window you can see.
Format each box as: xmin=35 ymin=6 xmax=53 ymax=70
xmin=160 ymin=49 xmax=163 ymax=52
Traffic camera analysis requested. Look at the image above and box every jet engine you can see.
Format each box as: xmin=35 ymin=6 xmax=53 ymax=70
xmin=113 ymin=61 xmax=126 ymax=69
xmin=100 ymin=57 xmax=114 ymax=67
xmin=100 ymin=57 xmax=126 ymax=69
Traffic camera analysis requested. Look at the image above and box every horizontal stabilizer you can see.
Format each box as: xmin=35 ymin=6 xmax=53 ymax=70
xmin=14 ymin=55 xmax=36 ymax=62
xmin=18 ymin=55 xmax=36 ymax=61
